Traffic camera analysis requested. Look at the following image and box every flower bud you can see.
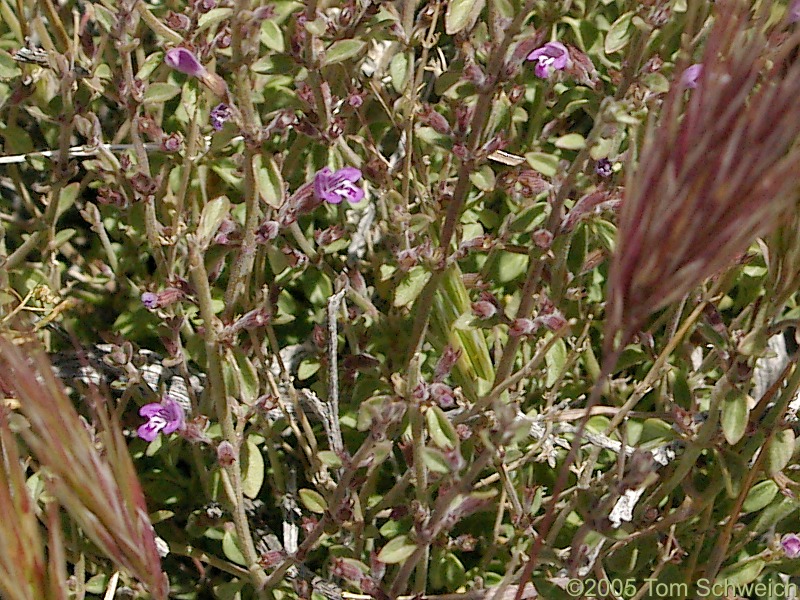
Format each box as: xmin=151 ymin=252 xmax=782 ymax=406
xmin=216 ymin=441 xmax=237 ymax=466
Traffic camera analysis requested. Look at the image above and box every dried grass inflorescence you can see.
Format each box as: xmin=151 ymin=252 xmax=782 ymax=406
xmin=0 ymin=338 xmax=168 ymax=599
xmin=606 ymin=0 xmax=800 ymax=344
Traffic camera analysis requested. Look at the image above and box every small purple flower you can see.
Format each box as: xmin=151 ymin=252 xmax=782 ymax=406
xmin=783 ymin=534 xmax=800 ymax=558
xmin=790 ymin=0 xmax=800 ymax=23
xmin=313 ymin=167 xmax=365 ymax=204
xmin=210 ymin=103 xmax=232 ymax=131
xmin=527 ymin=42 xmax=570 ymax=79
xmin=595 ymin=158 xmax=613 ymax=178
xmin=137 ymin=396 xmax=185 ymax=442
xmin=141 ymin=292 xmax=159 ymax=309
xmin=164 ymin=47 xmax=207 ymax=78
xmin=680 ymin=64 xmax=703 ymax=89
xmin=430 ymin=382 xmax=456 ymax=409
xmin=472 ymin=300 xmax=498 ymax=319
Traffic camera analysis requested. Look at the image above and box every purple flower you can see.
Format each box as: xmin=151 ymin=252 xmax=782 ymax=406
xmin=137 ymin=396 xmax=185 ymax=442
xmin=790 ymin=0 xmax=800 ymax=23
xmin=595 ymin=158 xmax=613 ymax=177
xmin=313 ymin=167 xmax=365 ymax=204
xmin=782 ymin=534 xmax=800 ymax=558
xmin=526 ymin=42 xmax=570 ymax=79
xmin=141 ymin=292 xmax=159 ymax=309
xmin=680 ymin=64 xmax=703 ymax=89
xmin=164 ymin=47 xmax=207 ymax=78
xmin=210 ymin=103 xmax=232 ymax=131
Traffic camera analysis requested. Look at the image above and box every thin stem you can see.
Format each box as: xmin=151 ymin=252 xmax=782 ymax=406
xmin=404 ymin=0 xmax=536 ymax=363
xmin=188 ymin=241 xmax=268 ymax=594
xmin=513 ymin=342 xmax=623 ymax=600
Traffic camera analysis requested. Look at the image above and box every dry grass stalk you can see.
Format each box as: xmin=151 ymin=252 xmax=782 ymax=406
xmin=0 ymin=414 xmax=53 ymax=600
xmin=606 ymin=0 xmax=800 ymax=345
xmin=0 ymin=337 xmax=167 ymax=599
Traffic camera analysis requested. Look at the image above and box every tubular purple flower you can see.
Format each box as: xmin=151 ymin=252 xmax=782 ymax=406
xmin=526 ymin=42 xmax=571 ymax=79
xmin=164 ymin=47 xmax=228 ymax=96
xmin=137 ymin=396 xmax=185 ymax=442
xmin=313 ymin=167 xmax=365 ymax=204
xmin=680 ymin=63 xmax=703 ymax=88
xmin=164 ymin=47 xmax=207 ymax=78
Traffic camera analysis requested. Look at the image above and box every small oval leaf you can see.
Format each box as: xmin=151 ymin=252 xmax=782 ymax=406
xmin=222 ymin=529 xmax=247 ymax=565
xmin=394 ymin=267 xmax=432 ymax=308
xmin=421 ymin=447 xmax=452 ymax=474
xmin=299 ymin=488 xmax=328 ymax=514
xmin=525 ymin=152 xmax=559 ymax=178
xmin=241 ymin=437 xmax=265 ymax=499
xmin=198 ymin=7 xmax=232 ymax=31
xmin=261 ymin=20 xmax=285 ymax=52
xmin=768 ymin=429 xmax=796 ymax=476
xmin=323 ymin=39 xmax=367 ymax=65
xmin=144 ymin=82 xmax=181 ymax=105
xmin=377 ymin=535 xmax=417 ymax=564
xmin=721 ymin=389 xmax=750 ymax=445
xmin=426 ymin=405 xmax=459 ymax=451
xmin=605 ymin=12 xmax=634 ymax=55
xmin=390 ymin=53 xmax=409 ymax=94
xmin=445 ymin=0 xmax=485 ymax=35
xmin=742 ymin=480 xmax=778 ymax=513
xmin=197 ymin=196 xmax=230 ymax=246
xmin=554 ymin=133 xmax=586 ymax=150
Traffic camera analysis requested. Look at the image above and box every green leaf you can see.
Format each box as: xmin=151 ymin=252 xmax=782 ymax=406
xmin=768 ymin=429 xmax=796 ymax=476
xmin=322 ymin=39 xmax=367 ymax=65
xmin=241 ymin=437 xmax=264 ymax=499
xmin=441 ymin=552 xmax=466 ymax=589
xmin=198 ymin=7 xmax=232 ymax=31
xmin=297 ymin=358 xmax=320 ymax=380
xmin=93 ymin=5 xmax=116 ymax=32
xmin=256 ymin=155 xmax=284 ymax=208
xmin=0 ymin=51 xmax=21 ymax=80
xmin=135 ymin=52 xmax=164 ymax=81
xmin=742 ymin=480 xmax=778 ymax=513
xmin=377 ymin=535 xmax=417 ymax=564
xmin=642 ymin=72 xmax=670 ymax=94
xmin=605 ymin=12 xmax=634 ymax=55
xmin=421 ymin=447 xmax=452 ymax=474
xmin=299 ymin=488 xmax=328 ymax=513
xmin=144 ymin=82 xmax=181 ymax=105
xmin=222 ymin=529 xmax=247 ymax=565
xmin=426 ymin=405 xmax=459 ymax=451
xmin=261 ymin=20 xmax=285 ymax=52
xmin=57 ymin=183 xmax=81 ymax=219
xmin=545 ymin=337 xmax=567 ymax=388
xmin=394 ymin=267 xmax=432 ymax=308
xmin=51 ymin=229 xmax=76 ymax=250
xmin=720 ymin=389 xmax=750 ymax=445
xmin=525 ymin=152 xmax=559 ymax=177
xmin=197 ymin=196 xmax=230 ymax=246
xmin=390 ymin=53 xmax=409 ymax=94
xmin=469 ymin=165 xmax=496 ymax=192
xmin=304 ymin=18 xmax=326 ymax=36
xmin=716 ymin=559 xmax=765 ymax=587
xmin=318 ymin=451 xmax=343 ymax=469
xmin=554 ymin=133 xmax=586 ymax=150
xmin=445 ymin=0 xmax=484 ymax=34
xmin=232 ymin=348 xmax=259 ymax=405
